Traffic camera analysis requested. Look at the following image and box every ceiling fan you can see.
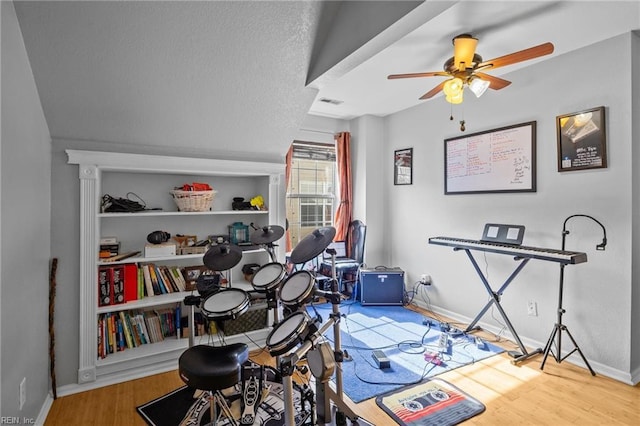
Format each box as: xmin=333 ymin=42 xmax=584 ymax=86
xmin=388 ymin=34 xmax=554 ymax=103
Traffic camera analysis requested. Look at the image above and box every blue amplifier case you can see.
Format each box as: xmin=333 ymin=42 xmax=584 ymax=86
xmin=360 ymin=267 xmax=405 ymax=306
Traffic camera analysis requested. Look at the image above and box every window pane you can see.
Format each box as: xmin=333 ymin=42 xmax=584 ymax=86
xmin=286 ymin=143 xmax=337 ymax=249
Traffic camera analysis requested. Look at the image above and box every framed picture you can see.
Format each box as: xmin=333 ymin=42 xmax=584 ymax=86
xmin=182 ymin=265 xmax=209 ymax=291
xmin=557 ymin=106 xmax=607 ymax=172
xmin=394 ymin=148 xmax=413 ymax=185
xmin=444 ymin=121 xmax=536 ymax=194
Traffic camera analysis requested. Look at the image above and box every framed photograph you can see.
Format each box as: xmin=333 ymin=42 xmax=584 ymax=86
xmin=394 ymin=148 xmax=413 ymax=185
xmin=444 ymin=121 xmax=536 ymax=194
xmin=557 ymin=106 xmax=607 ymax=172
xmin=182 ymin=265 xmax=209 ymax=291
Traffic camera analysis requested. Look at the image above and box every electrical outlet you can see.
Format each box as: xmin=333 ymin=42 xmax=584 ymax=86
xmin=420 ymin=274 xmax=431 ymax=285
xmin=19 ymin=377 xmax=26 ymax=410
xmin=527 ymin=301 xmax=538 ymax=317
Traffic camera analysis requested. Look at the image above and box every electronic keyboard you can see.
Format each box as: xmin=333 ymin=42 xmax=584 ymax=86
xmin=429 ymin=236 xmax=587 ymax=265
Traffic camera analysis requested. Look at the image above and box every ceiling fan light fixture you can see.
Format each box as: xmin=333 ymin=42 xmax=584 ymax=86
xmin=443 ymin=78 xmax=464 ymax=97
xmin=469 ymin=77 xmax=490 ymax=98
xmin=445 ymin=90 xmax=463 ymax=105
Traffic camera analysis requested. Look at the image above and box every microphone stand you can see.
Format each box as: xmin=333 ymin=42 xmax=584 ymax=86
xmin=540 ymin=214 xmax=605 ymax=376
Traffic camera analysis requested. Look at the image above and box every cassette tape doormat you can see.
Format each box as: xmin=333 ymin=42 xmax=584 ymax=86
xmin=375 ymin=377 xmax=486 ymax=426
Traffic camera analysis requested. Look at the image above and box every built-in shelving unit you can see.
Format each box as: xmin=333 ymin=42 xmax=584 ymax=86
xmin=67 ymin=149 xmax=286 ymax=386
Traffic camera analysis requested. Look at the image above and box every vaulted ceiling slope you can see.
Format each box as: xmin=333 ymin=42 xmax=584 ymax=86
xmin=13 ymin=0 xmax=420 ymax=162
xmin=14 ymin=1 xmax=640 ymax=161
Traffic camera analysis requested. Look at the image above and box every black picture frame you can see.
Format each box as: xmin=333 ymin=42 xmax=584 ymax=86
xmin=394 ymin=148 xmax=413 ymax=185
xmin=444 ymin=121 xmax=537 ymax=194
xmin=556 ymin=106 xmax=607 ymax=172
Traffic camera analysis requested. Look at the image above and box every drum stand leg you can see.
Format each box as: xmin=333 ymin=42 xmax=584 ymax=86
xmin=322 ymin=256 xmax=372 ymax=425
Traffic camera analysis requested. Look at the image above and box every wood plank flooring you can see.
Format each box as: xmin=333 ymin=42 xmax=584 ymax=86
xmin=45 ymin=307 xmax=640 ymax=425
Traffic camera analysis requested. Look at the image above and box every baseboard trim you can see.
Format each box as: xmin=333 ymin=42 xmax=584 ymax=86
xmin=410 ymin=299 xmax=635 ymax=385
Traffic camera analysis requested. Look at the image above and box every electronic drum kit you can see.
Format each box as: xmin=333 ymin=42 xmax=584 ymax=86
xmin=185 ymin=224 xmax=371 ymax=425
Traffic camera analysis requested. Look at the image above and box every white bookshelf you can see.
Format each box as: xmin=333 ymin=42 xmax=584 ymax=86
xmin=67 ymin=149 xmax=285 ymax=385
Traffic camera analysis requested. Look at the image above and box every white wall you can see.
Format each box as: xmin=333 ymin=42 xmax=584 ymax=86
xmin=350 ymin=115 xmax=387 ymax=267
xmin=383 ymin=33 xmax=635 ymax=383
xmin=1 ymin=0 xmax=52 ymax=419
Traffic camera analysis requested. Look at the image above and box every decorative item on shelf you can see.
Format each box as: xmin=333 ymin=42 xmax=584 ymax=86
xmin=242 ymin=263 xmax=261 ymax=282
xmin=144 ymin=242 xmax=177 ymax=258
xmin=99 ymin=242 xmax=120 ymax=258
xmin=170 ymin=182 xmax=216 ymax=212
xmin=147 ymin=230 xmax=171 ymax=244
xmin=231 ymin=197 xmax=254 ymax=210
xmin=172 ymin=234 xmax=205 ymax=255
xmin=179 ymin=246 xmax=207 ymax=255
xmin=208 ymin=234 xmax=230 ymax=245
xmin=229 ymin=221 xmax=250 ymax=245
xmin=250 ymin=195 xmax=266 ymax=210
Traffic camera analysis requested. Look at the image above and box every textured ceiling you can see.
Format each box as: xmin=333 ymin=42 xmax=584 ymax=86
xmin=14 ymin=1 xmax=325 ymax=161
xmin=13 ymin=0 xmax=420 ymax=162
xmin=12 ymin=1 xmax=640 ymax=161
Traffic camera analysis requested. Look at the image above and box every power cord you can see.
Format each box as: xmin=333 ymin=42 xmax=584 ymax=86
xmin=101 ymin=192 xmax=148 ymax=213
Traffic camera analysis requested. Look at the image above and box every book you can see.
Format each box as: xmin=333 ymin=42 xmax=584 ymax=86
xmin=141 ymin=264 xmax=156 ymax=296
xmin=99 ymin=243 xmax=120 ymax=258
xmin=119 ymin=311 xmax=134 ymax=349
xmin=124 ymin=263 xmax=139 ymax=302
xmin=169 ymin=266 xmax=187 ymax=292
xmin=147 ymin=264 xmax=163 ymax=294
xmin=175 ymin=304 xmax=181 ymax=339
xmin=101 ymin=251 xmax=141 ymax=263
xmin=158 ymin=266 xmax=176 ymax=293
xmin=98 ymin=266 xmax=112 ymax=306
xmin=112 ymin=265 xmax=125 ymax=304
xmin=116 ymin=318 xmax=125 ymax=351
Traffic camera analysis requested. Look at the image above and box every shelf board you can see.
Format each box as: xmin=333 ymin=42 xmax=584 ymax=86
xmin=98 ymin=210 xmax=269 ymax=218
xmin=97 ymin=292 xmax=192 ymax=314
xmin=96 ymin=338 xmax=188 ymax=366
xmin=97 ymin=247 xmax=265 ymax=265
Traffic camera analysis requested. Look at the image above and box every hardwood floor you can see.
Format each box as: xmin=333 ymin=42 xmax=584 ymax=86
xmin=45 ymin=307 xmax=640 ymax=425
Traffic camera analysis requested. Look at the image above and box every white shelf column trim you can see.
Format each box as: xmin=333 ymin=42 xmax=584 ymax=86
xmin=77 ymin=164 xmax=100 ymax=383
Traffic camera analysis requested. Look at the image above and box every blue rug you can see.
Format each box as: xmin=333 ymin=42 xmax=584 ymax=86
xmin=306 ymin=302 xmax=503 ymax=403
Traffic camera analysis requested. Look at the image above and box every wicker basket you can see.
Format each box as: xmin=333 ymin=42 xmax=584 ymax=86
xmin=170 ymin=189 xmax=216 ymax=212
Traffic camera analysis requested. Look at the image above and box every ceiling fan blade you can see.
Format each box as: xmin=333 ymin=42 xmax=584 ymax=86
xmin=419 ymin=81 xmax=447 ymax=100
xmin=453 ymin=34 xmax=478 ymax=70
xmin=478 ymin=42 xmax=554 ymax=70
xmin=474 ymin=73 xmax=511 ymax=90
xmin=388 ymin=71 xmax=449 ymax=80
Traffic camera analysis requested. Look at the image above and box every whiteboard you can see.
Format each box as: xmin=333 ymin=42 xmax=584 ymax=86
xmin=444 ymin=121 xmax=537 ymax=194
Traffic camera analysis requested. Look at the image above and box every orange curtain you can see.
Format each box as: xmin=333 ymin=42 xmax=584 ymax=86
xmin=284 ymin=145 xmax=294 ymax=252
xmin=333 ymin=132 xmax=352 ymax=242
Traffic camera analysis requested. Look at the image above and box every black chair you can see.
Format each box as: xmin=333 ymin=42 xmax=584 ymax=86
xmin=319 ymin=220 xmax=366 ymax=294
xmin=178 ymin=343 xmax=249 ymax=425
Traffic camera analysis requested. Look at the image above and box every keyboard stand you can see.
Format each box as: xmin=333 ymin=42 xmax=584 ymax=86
xmin=457 ymin=248 xmax=543 ymax=363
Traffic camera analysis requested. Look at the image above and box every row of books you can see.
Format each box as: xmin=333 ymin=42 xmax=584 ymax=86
xmin=97 ymin=305 xmax=182 ymax=358
xmin=98 ymin=263 xmax=192 ymax=307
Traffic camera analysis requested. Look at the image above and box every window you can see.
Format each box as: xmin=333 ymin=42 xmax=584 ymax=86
xmin=286 ymin=142 xmax=337 ymax=248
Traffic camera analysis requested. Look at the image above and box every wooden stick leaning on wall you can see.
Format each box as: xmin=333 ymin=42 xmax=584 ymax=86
xmin=49 ymin=257 xmax=58 ymax=399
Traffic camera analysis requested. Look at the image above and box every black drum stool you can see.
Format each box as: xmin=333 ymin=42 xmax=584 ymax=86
xmin=179 ymin=343 xmax=249 ymax=425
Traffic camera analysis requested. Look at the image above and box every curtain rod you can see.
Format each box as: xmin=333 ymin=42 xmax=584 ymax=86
xmin=299 ymin=128 xmax=342 ymax=136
